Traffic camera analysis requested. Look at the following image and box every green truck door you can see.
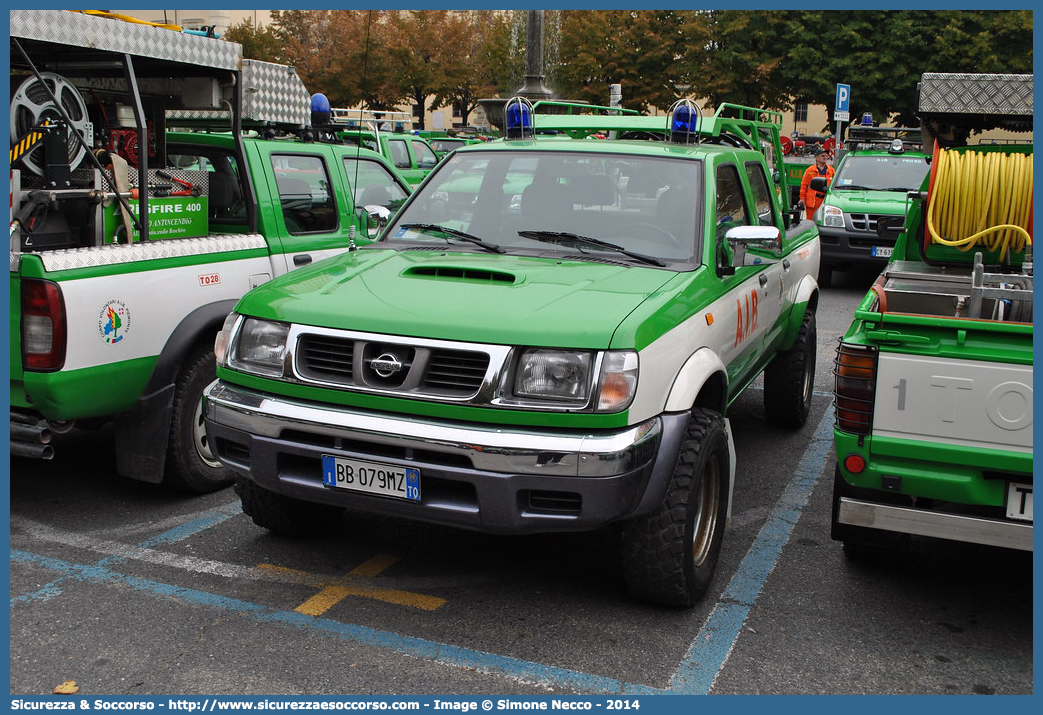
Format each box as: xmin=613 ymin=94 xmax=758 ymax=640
xmin=252 ymin=144 xmax=358 ymax=274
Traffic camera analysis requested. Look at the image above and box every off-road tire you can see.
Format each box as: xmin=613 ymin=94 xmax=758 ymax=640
xmin=764 ymin=309 xmax=816 ymax=428
xmin=165 ymin=345 xmax=233 ymax=494
xmin=235 ymin=476 xmax=343 ymax=537
xmin=830 ymin=466 xmax=909 ymax=558
xmin=620 ymin=408 xmax=730 ymax=608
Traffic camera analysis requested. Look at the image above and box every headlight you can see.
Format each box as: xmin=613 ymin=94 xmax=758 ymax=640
xmin=821 ymin=205 xmax=845 ymax=228
xmin=514 ymin=349 xmax=592 ymax=403
xmin=597 ymin=351 xmax=638 ymax=412
xmin=510 ymin=348 xmax=638 ymax=412
xmin=214 ymin=312 xmax=240 ymax=368
xmin=229 ymin=318 xmax=289 ymax=377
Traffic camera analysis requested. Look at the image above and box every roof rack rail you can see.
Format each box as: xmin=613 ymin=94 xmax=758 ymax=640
xmin=329 ymin=108 xmax=414 ymax=128
xmin=530 ymin=100 xmax=639 ymax=117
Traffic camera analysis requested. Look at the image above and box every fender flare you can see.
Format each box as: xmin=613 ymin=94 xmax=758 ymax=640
xmin=664 ymin=348 xmax=729 ymax=414
xmin=144 ymin=299 xmax=239 ymax=393
xmin=114 ymin=299 xmax=238 ymax=483
xmin=779 ymin=275 xmax=819 ymax=351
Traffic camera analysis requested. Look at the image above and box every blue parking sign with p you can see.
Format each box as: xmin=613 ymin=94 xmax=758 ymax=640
xmin=836 ymin=84 xmax=851 ymax=113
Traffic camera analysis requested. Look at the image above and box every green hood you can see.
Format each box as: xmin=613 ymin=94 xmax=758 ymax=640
xmin=824 ymin=188 xmax=910 ymax=216
xmin=237 ymin=249 xmax=676 ymax=349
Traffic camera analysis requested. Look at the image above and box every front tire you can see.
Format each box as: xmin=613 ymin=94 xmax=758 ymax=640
xmin=764 ymin=309 xmax=816 ymax=428
xmin=620 ymin=409 xmax=730 ymax=608
xmin=165 ymin=346 xmax=233 ymax=494
xmin=236 ymin=476 xmax=344 ymax=537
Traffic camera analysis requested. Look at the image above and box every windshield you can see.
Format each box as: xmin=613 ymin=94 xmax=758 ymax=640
xmin=834 ymin=154 xmax=929 ymax=191
xmin=382 ymin=150 xmax=702 ymax=263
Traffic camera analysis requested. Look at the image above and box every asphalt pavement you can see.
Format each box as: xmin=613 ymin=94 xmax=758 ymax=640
xmin=8 ymin=266 xmax=1033 ymax=697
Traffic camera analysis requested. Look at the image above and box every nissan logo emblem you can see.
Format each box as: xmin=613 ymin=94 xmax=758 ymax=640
xmin=371 ymin=353 xmax=403 ymax=378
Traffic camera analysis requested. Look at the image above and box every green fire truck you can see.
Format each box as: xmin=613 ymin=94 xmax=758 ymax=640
xmin=10 ymin=10 xmax=410 ymax=493
xmin=203 ymin=98 xmax=822 ymax=606
xmin=831 ymin=73 xmax=1033 ymax=554
xmin=816 ymin=125 xmax=930 ymax=286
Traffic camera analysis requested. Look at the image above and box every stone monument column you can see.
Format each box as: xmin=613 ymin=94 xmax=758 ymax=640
xmin=515 ymin=10 xmax=553 ymax=101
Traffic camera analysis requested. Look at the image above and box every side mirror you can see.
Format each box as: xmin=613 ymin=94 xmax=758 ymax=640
xmin=725 ymin=225 xmax=782 ymax=268
xmin=362 ymin=204 xmax=391 ymax=238
xmin=809 ymin=176 xmax=829 ymax=193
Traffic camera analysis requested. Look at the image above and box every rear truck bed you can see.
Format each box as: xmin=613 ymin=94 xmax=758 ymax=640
xmin=832 ymin=260 xmax=1032 ymax=551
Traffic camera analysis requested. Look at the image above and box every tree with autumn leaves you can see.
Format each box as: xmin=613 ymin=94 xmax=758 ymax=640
xmin=226 ymin=9 xmax=1031 ymax=132
xmin=226 ymin=10 xmax=519 ymax=129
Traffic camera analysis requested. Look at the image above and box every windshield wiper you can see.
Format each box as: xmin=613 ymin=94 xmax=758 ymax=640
xmin=518 ymin=230 xmax=665 ymax=267
xmin=832 ymin=184 xmax=877 ymax=191
xmin=398 ymin=223 xmax=504 ymax=253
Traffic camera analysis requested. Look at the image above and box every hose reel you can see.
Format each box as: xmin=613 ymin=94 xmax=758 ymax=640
xmin=10 ymin=71 xmax=92 ymax=176
xmin=927 ymin=147 xmax=1033 ymax=263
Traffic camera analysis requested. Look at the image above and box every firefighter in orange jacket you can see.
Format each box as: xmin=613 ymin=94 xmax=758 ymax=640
xmin=798 ymin=149 xmax=835 ymax=220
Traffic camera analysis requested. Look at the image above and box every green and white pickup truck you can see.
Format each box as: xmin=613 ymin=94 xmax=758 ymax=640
xmin=323 ymin=109 xmax=440 ymax=189
xmin=816 ymin=125 xmax=929 ymax=286
xmin=10 ymin=10 xmax=410 ymax=493
xmin=203 ymin=98 xmax=821 ymax=606
xmin=831 ymin=73 xmax=1033 ymax=555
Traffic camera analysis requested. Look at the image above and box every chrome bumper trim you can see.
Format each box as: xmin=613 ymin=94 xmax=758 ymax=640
xmin=838 ymin=497 xmax=1032 ymax=551
xmin=204 ymin=381 xmax=661 ymax=478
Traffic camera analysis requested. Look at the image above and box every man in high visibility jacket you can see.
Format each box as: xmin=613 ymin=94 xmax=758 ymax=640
xmin=799 ymin=149 xmax=835 ymax=220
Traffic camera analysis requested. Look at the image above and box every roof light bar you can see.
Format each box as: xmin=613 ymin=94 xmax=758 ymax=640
xmin=504 ymin=96 xmax=535 ymax=140
xmin=667 ymin=99 xmax=701 ymax=145
xmin=310 ymin=93 xmax=331 ymax=126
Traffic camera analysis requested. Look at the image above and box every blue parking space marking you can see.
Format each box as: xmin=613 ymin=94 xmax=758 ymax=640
xmin=10 ymin=548 xmax=660 ymax=695
xmin=10 ymin=408 xmax=834 ymax=693
xmin=10 ymin=502 xmax=241 ymax=606
xmin=671 ymin=406 xmax=835 ymax=693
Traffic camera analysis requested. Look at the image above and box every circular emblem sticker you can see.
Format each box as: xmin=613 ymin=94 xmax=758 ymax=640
xmin=98 ymin=300 xmax=131 ymax=344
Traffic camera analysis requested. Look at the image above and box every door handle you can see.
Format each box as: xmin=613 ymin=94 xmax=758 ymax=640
xmin=759 ymin=274 xmax=769 ymax=287
xmin=293 ymin=254 xmax=312 ymax=266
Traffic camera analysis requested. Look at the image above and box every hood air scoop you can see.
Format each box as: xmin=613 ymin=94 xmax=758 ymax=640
xmin=403 ymin=266 xmax=517 ymax=284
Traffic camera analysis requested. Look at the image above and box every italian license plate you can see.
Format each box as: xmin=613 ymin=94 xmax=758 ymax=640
xmin=322 ymin=455 xmax=420 ymax=502
xmin=871 ymin=246 xmax=893 ymax=258
xmin=1006 ymin=482 xmax=1032 ymax=521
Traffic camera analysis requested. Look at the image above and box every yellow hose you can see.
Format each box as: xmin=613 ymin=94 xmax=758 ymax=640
xmin=927 ymin=147 xmax=1033 ymax=263
xmin=75 ymin=11 xmax=183 ymax=32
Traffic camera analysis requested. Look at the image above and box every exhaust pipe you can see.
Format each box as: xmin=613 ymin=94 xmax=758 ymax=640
xmin=11 ymin=421 xmax=52 ymax=444
xmin=11 ymin=411 xmax=55 ymax=459
xmin=11 ymin=441 xmax=54 ymax=460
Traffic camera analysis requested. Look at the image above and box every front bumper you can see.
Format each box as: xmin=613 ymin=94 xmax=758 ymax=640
xmin=818 ymin=225 xmax=895 ymax=267
xmin=203 ymin=381 xmax=690 ymax=534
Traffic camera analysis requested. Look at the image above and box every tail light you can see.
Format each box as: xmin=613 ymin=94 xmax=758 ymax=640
xmin=834 ymin=341 xmax=877 ymax=435
xmin=22 ymin=279 xmax=66 ymax=371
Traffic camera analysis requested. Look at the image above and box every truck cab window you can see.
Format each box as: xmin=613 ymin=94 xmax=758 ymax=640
xmin=345 ymin=158 xmax=409 ymax=213
xmin=272 ymin=154 xmax=338 ymax=234
xmin=412 ymin=140 xmax=438 ymax=169
xmin=388 ymin=140 xmax=411 ymax=169
xmin=167 ymin=147 xmax=245 ymax=225
xmin=744 ymin=161 xmax=778 ymax=227
xmin=715 ymin=164 xmax=752 ymax=270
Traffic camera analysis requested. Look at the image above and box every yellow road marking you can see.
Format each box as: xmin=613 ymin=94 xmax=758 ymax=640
xmin=256 ymin=554 xmax=446 ymax=615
